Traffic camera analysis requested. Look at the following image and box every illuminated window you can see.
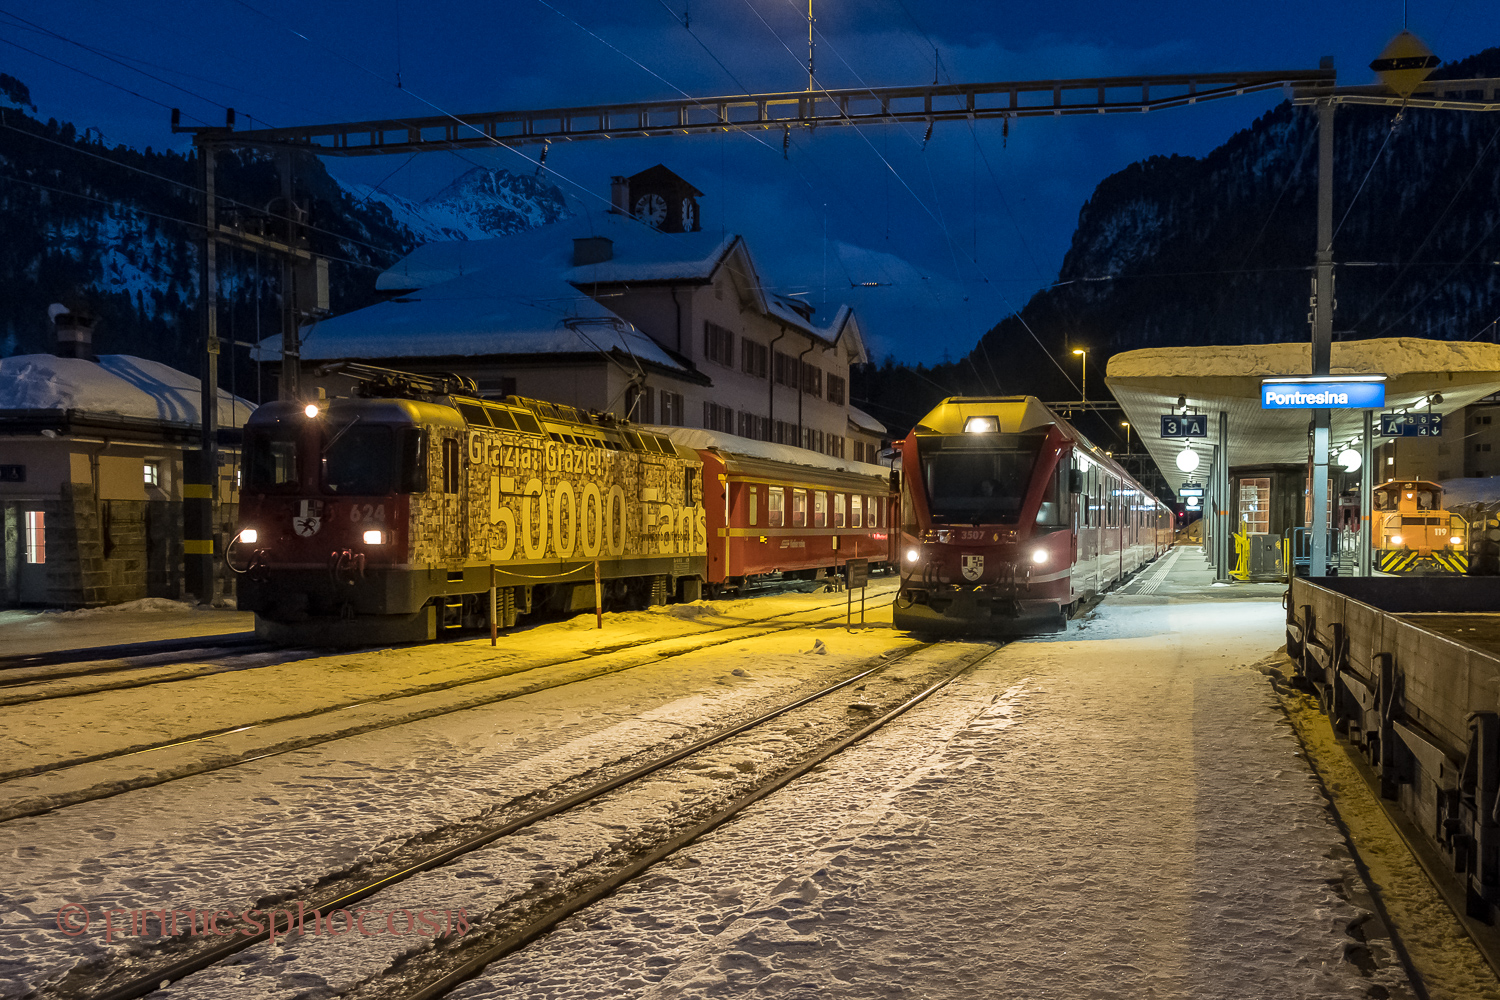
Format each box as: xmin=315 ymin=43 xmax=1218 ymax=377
xmin=835 ymin=493 xmax=846 ymax=528
xmin=748 ymin=486 xmax=758 ymax=526
xmin=768 ymin=487 xmax=784 ymax=527
xmin=813 ymin=491 xmax=827 ymax=528
xmin=852 ymin=495 xmax=863 ymax=527
xmin=793 ymin=489 xmax=807 ymax=528
xmin=24 ymin=511 xmax=45 ymax=564
xmin=1239 ymin=477 xmax=1270 ymax=534
xmin=144 ymin=460 xmax=161 ymax=486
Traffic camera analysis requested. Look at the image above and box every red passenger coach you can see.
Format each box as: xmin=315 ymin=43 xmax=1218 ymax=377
xmin=894 ymin=396 xmax=1171 ymax=635
xmin=651 ymin=428 xmax=895 ymax=593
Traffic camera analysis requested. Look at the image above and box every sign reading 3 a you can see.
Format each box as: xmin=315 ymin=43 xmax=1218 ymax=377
xmin=1160 ymin=414 xmax=1208 ymax=438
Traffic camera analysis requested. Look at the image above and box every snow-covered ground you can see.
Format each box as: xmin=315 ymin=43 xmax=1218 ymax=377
xmin=0 ymin=564 xmax=1446 ymax=999
xmin=0 ymin=601 xmax=252 ymax=657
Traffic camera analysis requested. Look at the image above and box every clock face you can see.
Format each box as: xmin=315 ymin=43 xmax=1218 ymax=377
xmin=634 ymin=193 xmax=668 ymax=227
xmin=680 ymin=197 xmax=697 ymax=231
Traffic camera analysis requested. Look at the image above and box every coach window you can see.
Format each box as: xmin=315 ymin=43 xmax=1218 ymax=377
xmin=852 ymin=495 xmax=863 ymax=527
xmin=442 ymin=438 xmax=461 ymax=494
xmin=835 ymin=493 xmax=846 ymax=528
xmin=768 ymin=487 xmax=784 ymax=527
xmin=748 ymin=486 xmax=758 ymax=526
xmin=813 ymin=491 xmax=827 ymax=528
xmin=793 ymin=489 xmax=808 ymax=528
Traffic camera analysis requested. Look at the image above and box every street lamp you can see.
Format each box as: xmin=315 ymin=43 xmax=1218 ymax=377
xmin=1120 ymin=420 xmax=1131 ymax=453
xmin=1072 ymin=348 xmax=1086 ymax=402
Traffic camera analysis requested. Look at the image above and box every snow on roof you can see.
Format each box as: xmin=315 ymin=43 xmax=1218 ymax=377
xmin=646 ymin=425 xmax=891 ymax=477
xmin=0 ymin=355 xmax=254 ymax=427
xmin=253 ymin=271 xmax=687 ymax=372
xmin=369 ymin=209 xmax=865 ymax=358
xmin=847 ymin=405 xmax=886 ymax=435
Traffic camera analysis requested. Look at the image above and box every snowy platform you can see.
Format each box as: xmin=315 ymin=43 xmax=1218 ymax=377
xmin=0 ymin=600 xmax=253 ymax=657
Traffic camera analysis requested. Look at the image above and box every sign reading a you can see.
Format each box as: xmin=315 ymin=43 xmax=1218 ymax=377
xmin=1380 ymin=412 xmax=1443 ymax=437
xmin=1160 ymin=414 xmax=1208 ymax=438
xmin=1260 ymin=376 xmax=1387 ymax=410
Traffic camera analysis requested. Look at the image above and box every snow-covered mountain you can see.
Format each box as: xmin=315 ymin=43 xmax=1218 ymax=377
xmin=345 ymin=167 xmax=570 ymax=242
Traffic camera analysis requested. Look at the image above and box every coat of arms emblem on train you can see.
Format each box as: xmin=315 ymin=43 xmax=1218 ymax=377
xmin=293 ymin=500 xmax=323 ymax=537
xmin=961 ymin=553 xmax=984 ymax=581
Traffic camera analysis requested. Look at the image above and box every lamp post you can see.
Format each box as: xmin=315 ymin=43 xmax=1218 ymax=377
xmin=1120 ymin=420 xmax=1131 ymax=452
xmin=1072 ymin=348 xmax=1086 ymax=402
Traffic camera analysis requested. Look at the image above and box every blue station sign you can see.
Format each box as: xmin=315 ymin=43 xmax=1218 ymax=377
xmin=1260 ymin=375 xmax=1387 ymax=410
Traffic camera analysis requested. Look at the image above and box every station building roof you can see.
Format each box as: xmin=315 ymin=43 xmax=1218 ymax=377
xmin=1104 ymin=338 xmax=1500 ymax=495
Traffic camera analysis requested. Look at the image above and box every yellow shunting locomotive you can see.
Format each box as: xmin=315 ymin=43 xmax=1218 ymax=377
xmin=1372 ymin=480 xmax=1468 ymax=574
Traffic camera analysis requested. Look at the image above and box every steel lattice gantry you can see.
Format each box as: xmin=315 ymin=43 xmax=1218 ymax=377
xmin=215 ymin=69 xmax=1336 ymax=156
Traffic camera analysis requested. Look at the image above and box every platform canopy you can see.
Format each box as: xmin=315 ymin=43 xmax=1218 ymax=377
xmin=1104 ymin=338 xmax=1500 ymax=495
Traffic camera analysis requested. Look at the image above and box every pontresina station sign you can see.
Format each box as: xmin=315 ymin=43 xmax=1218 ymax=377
xmin=1260 ymin=375 xmax=1387 ymax=409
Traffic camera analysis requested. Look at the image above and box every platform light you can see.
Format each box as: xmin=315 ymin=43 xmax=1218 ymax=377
xmin=964 ymin=415 xmax=998 ymax=434
xmin=1337 ymin=448 xmax=1362 ymax=473
xmin=362 ymin=529 xmax=385 ymax=545
xmin=905 ymin=548 xmax=920 ymax=563
xmin=238 ymin=528 xmax=258 ymax=544
xmin=1032 ymin=549 xmax=1048 ymax=564
xmin=304 ymin=403 xmax=320 ymax=418
xmin=1175 ymin=444 xmax=1199 ymax=473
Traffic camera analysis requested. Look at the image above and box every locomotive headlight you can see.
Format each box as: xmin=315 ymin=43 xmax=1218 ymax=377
xmin=304 ymin=403 xmax=320 ymax=418
xmin=905 ymin=548 xmax=920 ymax=563
xmin=362 ymin=529 xmax=385 ymax=545
xmin=1032 ymin=549 xmax=1048 ymax=564
xmin=1390 ymin=534 xmax=1403 ymax=546
xmin=963 ymin=415 xmax=998 ymax=434
xmin=239 ymin=528 xmax=258 ymax=544
xmin=1452 ymin=536 xmax=1464 ymax=546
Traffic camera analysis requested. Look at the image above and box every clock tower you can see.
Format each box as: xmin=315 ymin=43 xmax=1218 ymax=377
xmin=621 ymin=164 xmax=702 ymax=233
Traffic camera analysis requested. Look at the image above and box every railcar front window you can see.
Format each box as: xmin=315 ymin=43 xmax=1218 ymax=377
xmin=323 ymin=424 xmax=396 ymax=495
xmin=920 ymin=435 xmax=1045 ymax=524
xmin=245 ymin=429 xmax=300 ymax=490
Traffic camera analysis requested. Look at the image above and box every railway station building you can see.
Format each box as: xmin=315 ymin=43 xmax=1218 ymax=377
xmin=262 ymin=165 xmax=887 ymax=465
xmin=0 ymin=315 xmax=254 ymax=607
xmin=1105 ymin=337 xmax=1500 ymax=580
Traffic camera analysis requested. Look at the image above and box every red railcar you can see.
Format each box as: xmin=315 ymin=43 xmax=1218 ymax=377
xmin=652 ymin=428 xmax=895 ymax=593
xmin=893 ymin=396 xmax=1172 ymax=635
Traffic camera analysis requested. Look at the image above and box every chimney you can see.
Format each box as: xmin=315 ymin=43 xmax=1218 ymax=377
xmin=572 ymin=236 xmax=614 ymax=266
xmin=49 ymin=302 xmax=97 ymax=361
xmin=610 ymin=175 xmax=629 ymax=214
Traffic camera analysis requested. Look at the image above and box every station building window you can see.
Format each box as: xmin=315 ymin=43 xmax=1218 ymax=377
xmin=24 ymin=511 xmax=45 ymax=564
xmin=1239 ymin=478 xmax=1270 ymax=534
xmin=144 ymin=460 xmax=161 ymax=486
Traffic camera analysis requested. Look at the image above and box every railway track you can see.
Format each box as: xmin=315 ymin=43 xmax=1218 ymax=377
xmin=49 ymin=638 xmax=994 ymax=1000
xmin=0 ymin=584 xmax=902 ymax=822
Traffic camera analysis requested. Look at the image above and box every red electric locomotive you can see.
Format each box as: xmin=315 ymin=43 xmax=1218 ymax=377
xmin=893 ymin=396 xmax=1172 ymax=635
xmin=233 ymin=366 xmax=896 ymax=644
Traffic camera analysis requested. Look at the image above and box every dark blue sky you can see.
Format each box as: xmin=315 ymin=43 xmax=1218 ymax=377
xmin=4 ymin=1 xmax=1498 ymax=362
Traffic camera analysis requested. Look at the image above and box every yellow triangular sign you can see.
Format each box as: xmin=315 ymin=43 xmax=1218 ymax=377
xmin=1369 ymin=30 xmax=1440 ymax=98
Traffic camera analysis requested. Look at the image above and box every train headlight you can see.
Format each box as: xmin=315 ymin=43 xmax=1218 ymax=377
xmin=905 ymin=548 xmax=920 ymax=563
xmin=1452 ymin=535 xmax=1464 ymax=546
xmin=304 ymin=403 xmax=320 ymax=418
xmin=1032 ymin=549 xmax=1048 ymax=564
xmin=1389 ymin=534 xmax=1403 ymax=546
xmin=362 ymin=529 xmax=385 ymax=545
xmin=963 ymin=415 xmax=998 ymax=434
xmin=239 ymin=528 xmax=258 ymax=544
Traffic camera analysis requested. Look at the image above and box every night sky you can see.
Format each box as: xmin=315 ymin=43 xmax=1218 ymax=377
xmin=5 ymin=1 xmax=1499 ymax=363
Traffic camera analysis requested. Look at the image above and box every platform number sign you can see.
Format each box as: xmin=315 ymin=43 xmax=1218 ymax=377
xmin=1160 ymin=414 xmax=1207 ymax=438
xmin=1380 ymin=412 xmax=1443 ymax=437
